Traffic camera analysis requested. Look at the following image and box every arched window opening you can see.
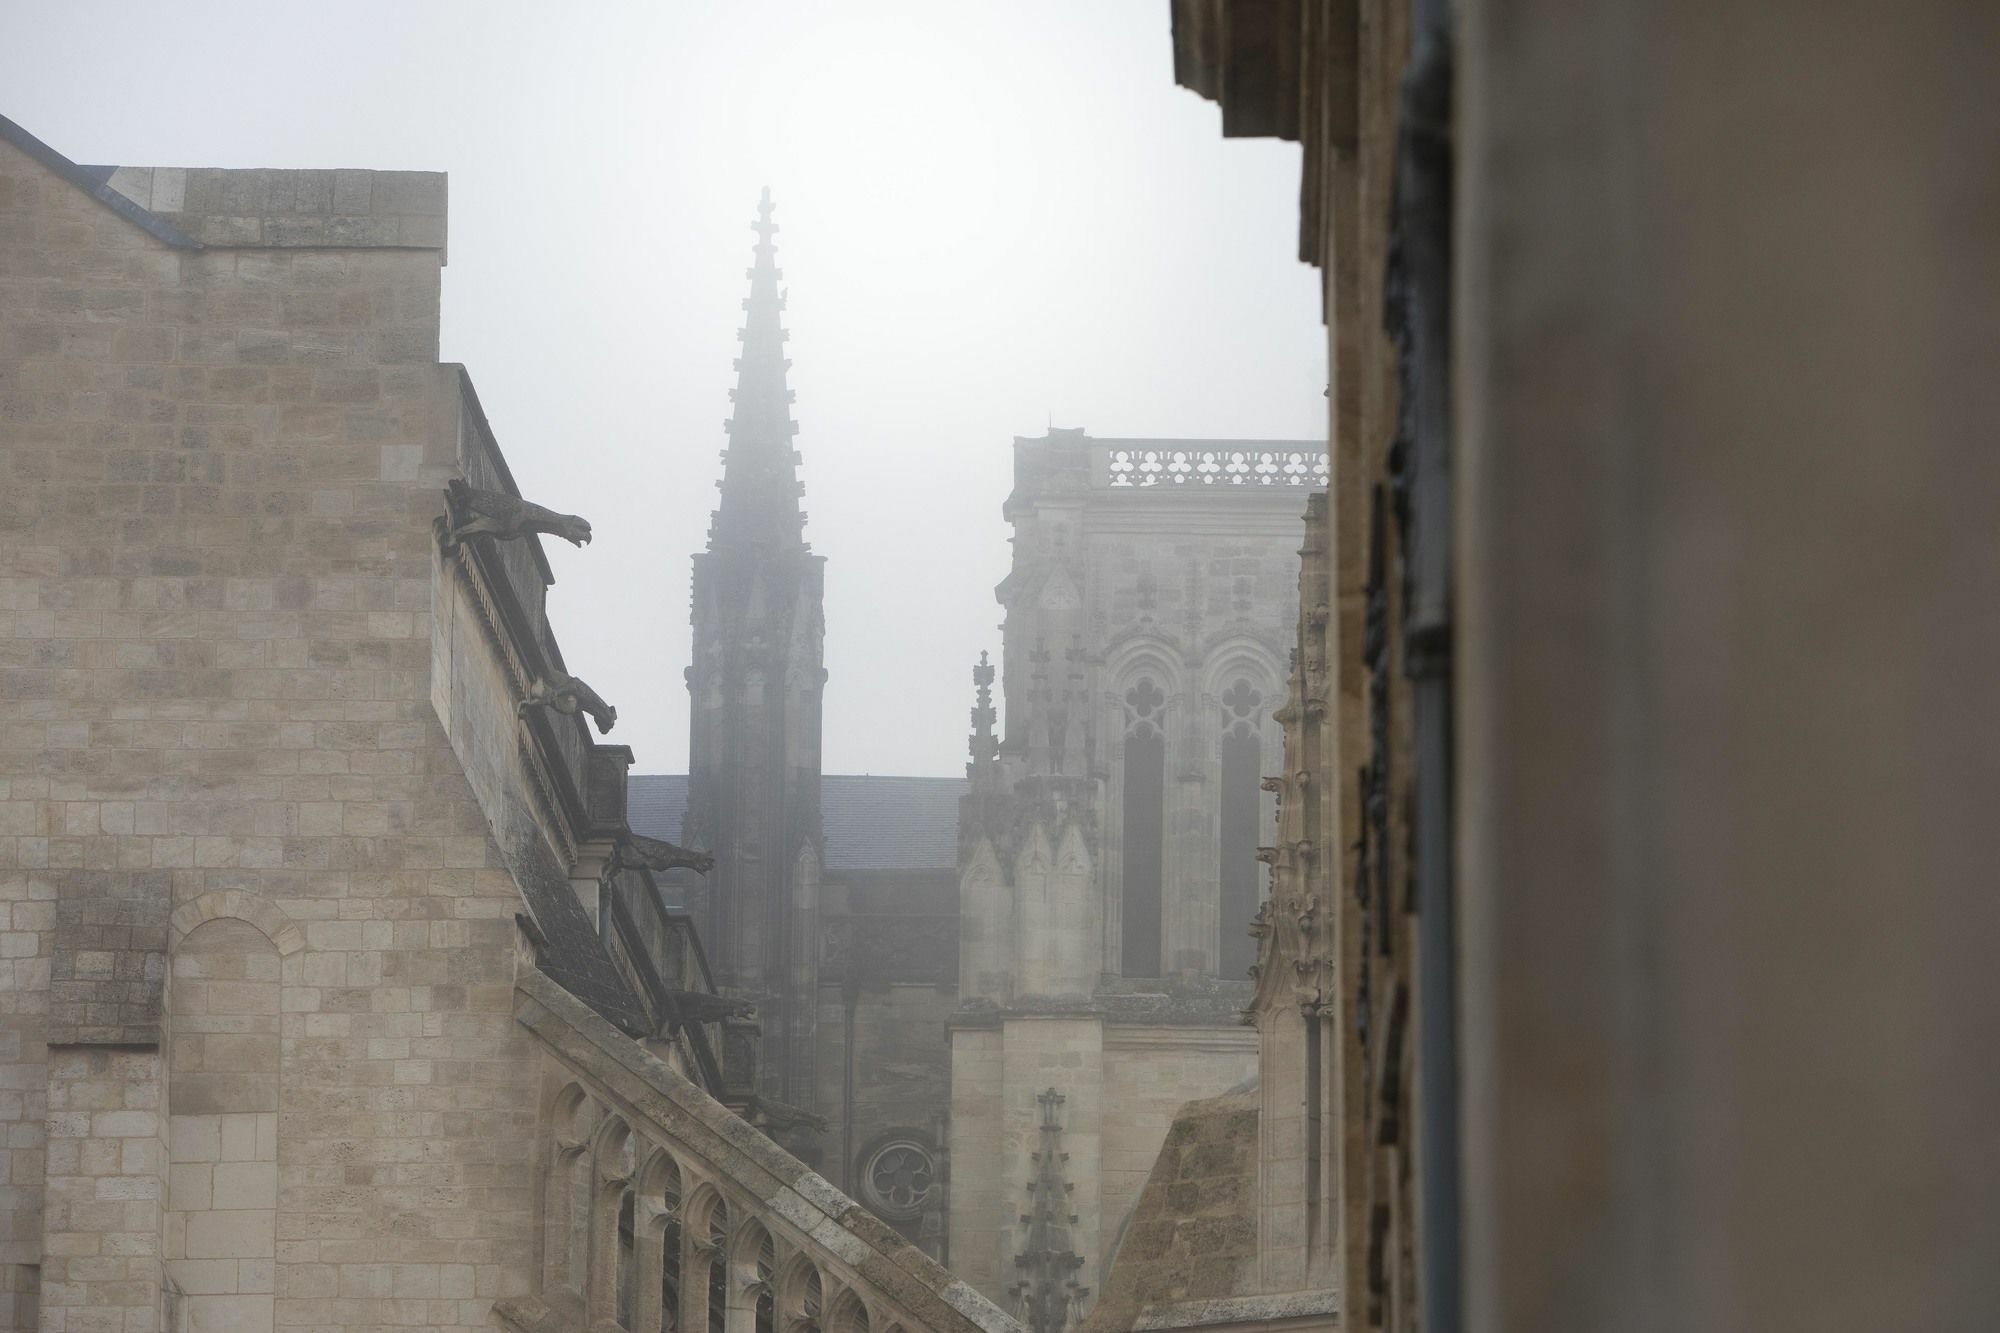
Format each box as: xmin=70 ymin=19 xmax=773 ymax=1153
xmin=657 ymin=1160 xmax=683 ymax=1332
xmin=706 ymin=1201 xmax=729 ymax=1333
xmin=547 ymin=1088 xmax=596 ymax=1295
xmin=829 ymin=1290 xmax=872 ymax=1333
xmin=1219 ymin=677 xmax=1266 ymax=977
xmin=618 ymin=1190 xmax=637 ymax=1328
xmin=1121 ymin=676 xmax=1167 ymax=977
xmin=755 ymin=1232 xmax=776 ymax=1333
xmin=801 ymin=1268 xmax=824 ymax=1333
xmin=570 ymin=1149 xmax=593 ymax=1291
xmin=590 ymin=1122 xmax=635 ymax=1324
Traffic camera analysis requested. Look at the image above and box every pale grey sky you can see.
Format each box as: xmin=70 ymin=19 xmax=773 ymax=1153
xmin=2 ymin=0 xmax=1327 ymax=776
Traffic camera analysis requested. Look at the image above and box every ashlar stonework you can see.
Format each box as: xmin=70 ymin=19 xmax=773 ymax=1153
xmin=0 ymin=115 xmax=1023 ymax=1333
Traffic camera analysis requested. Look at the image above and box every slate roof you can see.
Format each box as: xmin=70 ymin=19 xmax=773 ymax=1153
xmin=627 ymin=774 xmax=967 ymax=873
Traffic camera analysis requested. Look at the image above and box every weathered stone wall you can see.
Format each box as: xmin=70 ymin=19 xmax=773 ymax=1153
xmin=946 ymin=1014 xmax=1255 ymax=1315
xmin=945 ymin=1026 xmax=1005 ymax=1294
xmin=0 ymin=135 xmax=541 ymax=1332
xmin=1455 ymin=2 xmax=2000 ymax=1328
xmin=813 ymin=979 xmax=953 ymax=1250
xmin=1098 ymin=1029 xmax=1257 ymax=1272
xmin=1180 ymin=3 xmax=2000 ymax=1331
xmin=1082 ymin=1088 xmax=1259 ymax=1333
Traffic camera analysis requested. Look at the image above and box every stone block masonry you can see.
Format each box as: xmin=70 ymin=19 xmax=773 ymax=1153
xmin=0 ymin=125 xmax=531 ymax=1333
xmin=0 ymin=119 xmax=1019 ymax=1333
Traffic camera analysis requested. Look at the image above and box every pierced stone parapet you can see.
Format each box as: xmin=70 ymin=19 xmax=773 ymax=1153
xmin=1102 ymin=447 xmax=1328 ymax=489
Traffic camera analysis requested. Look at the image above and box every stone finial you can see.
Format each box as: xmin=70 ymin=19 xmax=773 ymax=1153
xmin=967 ymin=650 xmax=1001 ymax=787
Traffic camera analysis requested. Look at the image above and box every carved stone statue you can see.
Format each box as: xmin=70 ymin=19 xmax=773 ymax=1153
xmin=517 ymin=672 xmax=617 ymax=735
xmin=608 ymin=832 xmax=716 ymax=878
xmin=437 ymin=479 xmax=592 ymax=553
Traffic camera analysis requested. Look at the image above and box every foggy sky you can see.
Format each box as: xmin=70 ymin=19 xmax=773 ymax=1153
xmin=1 ymin=0 xmax=1327 ymax=776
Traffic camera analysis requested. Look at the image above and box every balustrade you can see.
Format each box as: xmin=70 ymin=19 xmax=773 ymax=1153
xmin=502 ymin=968 xmax=1018 ymax=1333
xmin=1100 ymin=446 xmax=1328 ymax=488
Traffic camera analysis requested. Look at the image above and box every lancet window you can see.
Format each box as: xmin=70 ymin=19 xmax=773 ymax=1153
xmin=1121 ymin=675 xmax=1168 ymax=977
xmin=653 ymin=1153 xmax=683 ymax=1332
xmin=756 ymin=1233 xmax=777 ymax=1333
xmin=707 ymin=1199 xmax=729 ymax=1333
xmin=1219 ymin=676 xmax=1266 ymax=977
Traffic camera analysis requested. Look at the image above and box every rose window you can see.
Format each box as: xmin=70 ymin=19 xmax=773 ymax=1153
xmin=860 ymin=1140 xmax=936 ymax=1221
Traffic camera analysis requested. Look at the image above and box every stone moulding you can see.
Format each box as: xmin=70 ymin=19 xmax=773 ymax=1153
xmin=511 ymin=966 xmax=1024 ymax=1333
xmin=1130 ymin=1290 xmax=1340 ymax=1331
xmin=166 ymin=889 xmax=305 ymax=956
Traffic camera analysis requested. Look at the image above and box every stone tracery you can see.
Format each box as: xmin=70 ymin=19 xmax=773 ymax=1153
xmin=1104 ymin=447 xmax=1329 ymax=488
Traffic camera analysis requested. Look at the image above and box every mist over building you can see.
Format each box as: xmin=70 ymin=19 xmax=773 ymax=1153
xmin=3 ymin=4 xmax=1998 ymax=1333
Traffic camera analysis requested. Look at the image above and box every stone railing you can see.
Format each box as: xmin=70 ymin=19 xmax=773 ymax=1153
xmin=503 ymin=967 xmax=1022 ymax=1333
xmin=1099 ymin=446 xmax=1328 ymax=489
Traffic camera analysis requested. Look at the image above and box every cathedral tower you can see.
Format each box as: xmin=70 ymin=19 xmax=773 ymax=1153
xmin=949 ymin=430 xmax=1316 ymax=1316
xmin=684 ymin=189 xmax=827 ymax=1125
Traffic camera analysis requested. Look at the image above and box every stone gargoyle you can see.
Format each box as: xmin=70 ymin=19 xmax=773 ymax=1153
xmin=437 ymin=479 xmax=592 ymax=554
xmin=517 ymin=672 xmax=617 ymax=735
xmin=660 ymin=990 xmax=753 ymax=1027
xmin=607 ymin=832 xmax=716 ymax=878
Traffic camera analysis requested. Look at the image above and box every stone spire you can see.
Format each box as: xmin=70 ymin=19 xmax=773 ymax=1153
xmin=683 ymin=187 xmax=826 ymax=1127
xmin=709 ymin=186 xmax=805 ymax=552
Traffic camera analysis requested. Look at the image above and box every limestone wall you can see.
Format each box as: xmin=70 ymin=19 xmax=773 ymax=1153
xmin=0 ymin=133 xmax=540 ymax=1332
xmin=946 ymin=1027 xmax=1005 ymax=1294
xmin=1097 ymin=1028 xmax=1257 ymax=1274
xmin=813 ymin=980 xmax=953 ymax=1249
xmin=947 ymin=1014 xmax=1256 ymax=1317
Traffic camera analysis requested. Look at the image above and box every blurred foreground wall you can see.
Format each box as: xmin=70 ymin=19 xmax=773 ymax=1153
xmin=1156 ymin=3 xmax=2000 ymax=1332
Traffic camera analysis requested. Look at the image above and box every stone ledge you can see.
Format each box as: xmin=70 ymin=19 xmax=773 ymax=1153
xmin=96 ymin=165 xmax=448 ymax=255
xmin=1132 ymin=1290 xmax=1340 ymax=1331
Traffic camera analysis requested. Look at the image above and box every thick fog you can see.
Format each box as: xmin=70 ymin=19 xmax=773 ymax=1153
xmin=1 ymin=0 xmax=1326 ymax=776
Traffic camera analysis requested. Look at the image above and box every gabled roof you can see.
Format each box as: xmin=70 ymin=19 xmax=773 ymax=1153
xmin=0 ymin=112 xmax=199 ymax=248
xmin=628 ymin=774 xmax=967 ymax=874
